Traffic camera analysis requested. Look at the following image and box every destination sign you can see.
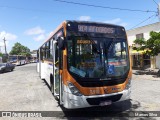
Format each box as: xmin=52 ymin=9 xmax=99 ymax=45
xmin=77 ymin=40 xmax=95 ymax=44
xmin=78 ymin=25 xmax=115 ymax=34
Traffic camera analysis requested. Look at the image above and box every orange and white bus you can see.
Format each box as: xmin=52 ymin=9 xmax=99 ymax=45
xmin=9 ymin=55 xmax=26 ymax=65
xmin=37 ymin=20 xmax=132 ymax=109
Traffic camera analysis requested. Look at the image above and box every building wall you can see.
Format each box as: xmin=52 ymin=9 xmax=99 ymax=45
xmin=126 ymin=22 xmax=160 ymax=69
xmin=156 ymin=54 xmax=160 ymax=69
xmin=127 ymin=22 xmax=160 ymax=46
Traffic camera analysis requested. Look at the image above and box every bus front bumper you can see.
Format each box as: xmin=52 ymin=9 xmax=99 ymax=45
xmin=63 ymin=88 xmax=131 ymax=109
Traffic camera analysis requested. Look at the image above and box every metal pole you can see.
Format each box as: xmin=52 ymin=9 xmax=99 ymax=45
xmin=158 ymin=3 xmax=160 ymax=21
xmin=3 ymin=37 xmax=7 ymax=54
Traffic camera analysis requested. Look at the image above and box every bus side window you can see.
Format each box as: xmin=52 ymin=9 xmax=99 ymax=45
xmin=50 ymin=40 xmax=53 ymax=59
xmin=55 ymin=43 xmax=58 ymax=63
xmin=40 ymin=48 xmax=43 ymax=60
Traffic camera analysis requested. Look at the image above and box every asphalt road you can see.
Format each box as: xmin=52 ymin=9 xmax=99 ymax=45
xmin=0 ymin=63 xmax=160 ymax=120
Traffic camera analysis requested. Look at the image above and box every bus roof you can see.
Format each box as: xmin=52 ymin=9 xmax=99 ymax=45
xmin=38 ymin=20 xmax=125 ymax=49
xmin=39 ymin=21 xmax=67 ymax=49
xmin=66 ymin=20 xmax=124 ymax=28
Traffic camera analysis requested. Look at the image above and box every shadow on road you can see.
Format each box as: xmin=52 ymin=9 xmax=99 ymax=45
xmin=132 ymin=69 xmax=160 ymax=78
xmin=59 ymin=100 xmax=157 ymax=120
xmin=41 ymin=79 xmax=157 ymax=119
xmin=58 ymin=100 xmax=134 ymax=120
xmin=0 ymin=70 xmax=14 ymax=74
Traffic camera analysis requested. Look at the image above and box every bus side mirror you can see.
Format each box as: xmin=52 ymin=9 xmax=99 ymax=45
xmin=57 ymin=37 xmax=65 ymax=50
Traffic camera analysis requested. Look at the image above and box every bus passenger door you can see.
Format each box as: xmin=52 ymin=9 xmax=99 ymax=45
xmin=38 ymin=49 xmax=41 ymax=77
xmin=53 ymin=41 xmax=60 ymax=96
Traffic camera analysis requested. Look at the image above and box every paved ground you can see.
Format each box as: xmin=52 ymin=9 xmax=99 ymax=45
xmin=0 ymin=64 xmax=61 ymax=111
xmin=0 ymin=63 xmax=160 ymax=120
xmin=131 ymin=69 xmax=160 ymax=111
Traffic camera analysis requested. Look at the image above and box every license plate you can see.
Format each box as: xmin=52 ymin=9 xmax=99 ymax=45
xmin=100 ymin=100 xmax=112 ymax=106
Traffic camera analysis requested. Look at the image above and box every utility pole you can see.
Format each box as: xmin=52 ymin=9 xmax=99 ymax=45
xmin=3 ymin=37 xmax=7 ymax=54
xmin=158 ymin=3 xmax=160 ymax=21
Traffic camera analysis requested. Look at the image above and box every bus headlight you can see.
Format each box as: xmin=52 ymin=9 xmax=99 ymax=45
xmin=68 ymin=82 xmax=82 ymax=96
xmin=125 ymin=78 xmax=131 ymax=90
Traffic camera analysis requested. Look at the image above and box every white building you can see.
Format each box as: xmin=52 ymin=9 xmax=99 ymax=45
xmin=126 ymin=22 xmax=160 ymax=69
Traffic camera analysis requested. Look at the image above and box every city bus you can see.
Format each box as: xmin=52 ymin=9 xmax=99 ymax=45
xmin=9 ymin=55 xmax=26 ymax=65
xmin=37 ymin=20 xmax=132 ymax=109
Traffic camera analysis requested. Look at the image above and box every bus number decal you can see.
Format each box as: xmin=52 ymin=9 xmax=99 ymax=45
xmin=90 ymin=89 xmax=100 ymax=95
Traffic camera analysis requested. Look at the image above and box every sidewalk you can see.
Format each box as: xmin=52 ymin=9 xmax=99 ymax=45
xmin=132 ymin=68 xmax=160 ymax=80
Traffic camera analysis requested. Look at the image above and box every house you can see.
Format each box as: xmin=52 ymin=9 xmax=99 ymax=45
xmin=126 ymin=22 xmax=160 ymax=69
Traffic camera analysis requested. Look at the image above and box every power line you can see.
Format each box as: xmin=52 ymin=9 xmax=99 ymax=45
xmin=152 ymin=0 xmax=159 ymax=6
xmin=0 ymin=6 xmax=55 ymax=13
xmin=146 ymin=13 xmax=158 ymax=24
xmin=151 ymin=0 xmax=159 ymax=21
xmin=130 ymin=14 xmax=156 ymax=29
xmin=53 ymin=0 xmax=157 ymax=13
xmin=0 ymin=5 xmax=110 ymax=18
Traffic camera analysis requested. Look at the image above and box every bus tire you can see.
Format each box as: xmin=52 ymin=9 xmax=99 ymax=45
xmin=50 ymin=74 xmax=54 ymax=94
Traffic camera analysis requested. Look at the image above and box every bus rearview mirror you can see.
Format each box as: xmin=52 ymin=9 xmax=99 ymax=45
xmin=57 ymin=37 xmax=65 ymax=50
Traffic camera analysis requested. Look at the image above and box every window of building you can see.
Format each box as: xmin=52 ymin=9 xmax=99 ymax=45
xmin=136 ymin=33 xmax=144 ymax=39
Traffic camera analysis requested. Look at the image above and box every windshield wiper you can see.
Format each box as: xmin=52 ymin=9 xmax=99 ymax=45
xmin=84 ymin=34 xmax=101 ymax=54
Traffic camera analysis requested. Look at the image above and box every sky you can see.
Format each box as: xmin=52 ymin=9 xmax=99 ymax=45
xmin=0 ymin=0 xmax=159 ymax=53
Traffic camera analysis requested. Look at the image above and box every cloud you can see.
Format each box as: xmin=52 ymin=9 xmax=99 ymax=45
xmin=0 ymin=41 xmax=3 ymax=46
xmin=79 ymin=16 xmax=91 ymax=21
xmin=104 ymin=18 xmax=128 ymax=27
xmin=24 ymin=26 xmax=47 ymax=42
xmin=33 ymin=34 xmax=46 ymax=41
xmin=25 ymin=26 xmax=45 ymax=35
xmin=0 ymin=31 xmax=17 ymax=41
xmin=0 ymin=31 xmax=15 ymax=53
xmin=119 ymin=22 xmax=128 ymax=27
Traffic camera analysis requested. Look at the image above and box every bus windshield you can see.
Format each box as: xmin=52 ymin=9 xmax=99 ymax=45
xmin=67 ymin=36 xmax=130 ymax=79
xmin=9 ymin=56 xmax=17 ymax=61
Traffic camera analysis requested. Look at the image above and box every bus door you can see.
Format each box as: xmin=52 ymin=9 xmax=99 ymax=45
xmin=53 ymin=41 xmax=60 ymax=96
xmin=38 ymin=49 xmax=41 ymax=77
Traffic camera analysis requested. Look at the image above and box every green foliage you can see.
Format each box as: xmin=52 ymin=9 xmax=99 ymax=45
xmin=134 ymin=38 xmax=146 ymax=45
xmin=10 ymin=42 xmax=31 ymax=57
xmin=133 ymin=38 xmax=146 ymax=51
xmin=133 ymin=31 xmax=160 ymax=56
xmin=146 ymin=31 xmax=160 ymax=56
xmin=0 ymin=52 xmax=2 ymax=57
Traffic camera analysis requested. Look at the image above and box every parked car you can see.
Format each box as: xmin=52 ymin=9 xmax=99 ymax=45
xmin=0 ymin=63 xmax=15 ymax=73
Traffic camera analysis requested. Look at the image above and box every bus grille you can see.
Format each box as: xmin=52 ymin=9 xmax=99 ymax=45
xmin=86 ymin=94 xmax=122 ymax=105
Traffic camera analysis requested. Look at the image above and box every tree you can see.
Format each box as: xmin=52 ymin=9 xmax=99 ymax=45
xmin=133 ymin=38 xmax=146 ymax=51
xmin=145 ymin=31 xmax=160 ymax=56
xmin=0 ymin=52 xmax=2 ymax=57
xmin=10 ymin=42 xmax=31 ymax=57
xmin=133 ymin=31 xmax=160 ymax=75
xmin=133 ymin=31 xmax=160 ymax=56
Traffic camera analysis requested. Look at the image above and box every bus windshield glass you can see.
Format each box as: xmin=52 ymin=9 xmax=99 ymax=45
xmin=67 ymin=36 xmax=129 ymax=79
xmin=9 ymin=56 xmax=17 ymax=61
